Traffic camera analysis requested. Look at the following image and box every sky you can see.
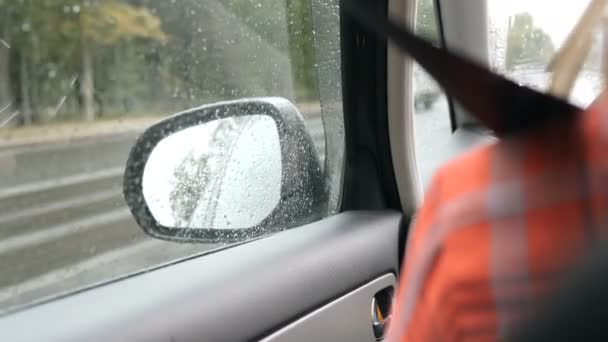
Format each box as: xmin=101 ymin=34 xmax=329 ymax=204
xmin=489 ymin=0 xmax=592 ymax=47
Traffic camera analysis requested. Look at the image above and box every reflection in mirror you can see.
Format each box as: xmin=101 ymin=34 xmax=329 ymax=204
xmin=142 ymin=115 xmax=282 ymax=229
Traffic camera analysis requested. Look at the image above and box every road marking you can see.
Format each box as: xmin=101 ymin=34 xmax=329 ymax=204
xmin=0 ymin=130 xmax=139 ymax=155
xmin=0 ymin=167 xmax=123 ymax=200
xmin=0 ymin=189 xmax=120 ymax=226
xmin=0 ymin=208 xmax=131 ymax=255
xmin=0 ymin=238 xmax=162 ymax=305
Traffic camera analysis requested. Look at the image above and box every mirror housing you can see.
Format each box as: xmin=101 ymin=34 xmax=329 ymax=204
xmin=123 ymin=97 xmax=325 ymax=243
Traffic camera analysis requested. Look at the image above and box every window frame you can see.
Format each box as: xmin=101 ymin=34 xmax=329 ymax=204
xmin=407 ymin=0 xmax=496 ymax=189
xmin=339 ymin=0 xmax=402 ymax=213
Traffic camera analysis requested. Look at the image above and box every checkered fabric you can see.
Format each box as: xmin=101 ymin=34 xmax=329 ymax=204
xmin=389 ymin=91 xmax=608 ymax=341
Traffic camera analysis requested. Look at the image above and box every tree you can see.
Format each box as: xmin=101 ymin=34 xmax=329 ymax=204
xmin=0 ymin=0 xmax=43 ymax=125
xmin=286 ymin=0 xmax=318 ymax=101
xmin=75 ymin=0 xmax=167 ymax=121
xmin=170 ymin=150 xmax=213 ymax=226
xmin=0 ymin=0 xmax=319 ymax=126
xmin=169 ymin=118 xmax=245 ymax=227
xmin=506 ymin=13 xmax=555 ymax=71
xmin=0 ymin=0 xmax=167 ymax=124
xmin=0 ymin=5 xmax=13 ymax=124
xmin=416 ymin=0 xmax=439 ymax=43
xmin=142 ymin=0 xmax=295 ymax=107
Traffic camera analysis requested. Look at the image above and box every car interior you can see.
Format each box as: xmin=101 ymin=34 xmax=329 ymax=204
xmin=1 ymin=0 xmax=411 ymax=339
xmin=0 ymin=0 xmax=604 ymax=341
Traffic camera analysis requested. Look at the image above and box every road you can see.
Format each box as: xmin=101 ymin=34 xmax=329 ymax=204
xmin=0 ymin=100 xmax=448 ymax=313
xmin=0 ymin=107 xmax=325 ymax=313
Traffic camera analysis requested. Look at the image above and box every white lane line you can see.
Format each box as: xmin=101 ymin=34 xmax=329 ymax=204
xmin=0 ymin=167 xmax=123 ymax=200
xmin=0 ymin=189 xmax=120 ymax=225
xmin=0 ymin=208 xmax=132 ymax=255
xmin=0 ymin=130 xmax=138 ymax=155
xmin=0 ymin=238 xmax=162 ymax=304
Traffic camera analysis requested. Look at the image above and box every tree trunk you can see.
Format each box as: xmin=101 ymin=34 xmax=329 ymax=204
xmin=80 ymin=31 xmax=95 ymax=122
xmin=29 ymin=33 xmax=41 ymax=122
xmin=19 ymin=54 xmax=32 ymax=125
xmin=149 ymin=49 xmax=164 ymax=109
xmin=0 ymin=17 xmax=13 ymax=117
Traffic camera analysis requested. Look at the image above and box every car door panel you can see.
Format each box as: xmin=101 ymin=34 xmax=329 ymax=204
xmin=0 ymin=211 xmax=402 ymax=341
xmin=262 ymin=274 xmax=396 ymax=342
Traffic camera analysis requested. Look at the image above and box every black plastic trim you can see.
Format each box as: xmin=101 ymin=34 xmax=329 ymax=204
xmin=122 ymin=97 xmax=325 ymax=244
xmin=340 ymin=0 xmax=401 ymax=212
xmin=434 ymin=0 xmax=458 ymax=132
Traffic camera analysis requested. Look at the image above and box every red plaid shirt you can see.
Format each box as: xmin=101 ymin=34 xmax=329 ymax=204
xmin=389 ymin=91 xmax=608 ymax=341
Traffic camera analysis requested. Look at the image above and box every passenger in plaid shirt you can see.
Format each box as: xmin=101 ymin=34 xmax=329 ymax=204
xmin=339 ymin=0 xmax=608 ymax=339
xmin=389 ymin=90 xmax=608 ymax=341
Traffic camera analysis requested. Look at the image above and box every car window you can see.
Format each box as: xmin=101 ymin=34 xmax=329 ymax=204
xmin=0 ymin=0 xmax=343 ymax=313
xmin=413 ymin=0 xmax=451 ymax=185
xmin=489 ymin=0 xmax=604 ymax=108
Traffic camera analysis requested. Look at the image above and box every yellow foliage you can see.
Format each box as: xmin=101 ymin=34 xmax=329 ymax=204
xmin=82 ymin=1 xmax=167 ymax=45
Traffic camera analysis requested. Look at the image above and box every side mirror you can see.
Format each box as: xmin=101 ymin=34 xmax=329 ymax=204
xmin=123 ymin=97 xmax=326 ymax=243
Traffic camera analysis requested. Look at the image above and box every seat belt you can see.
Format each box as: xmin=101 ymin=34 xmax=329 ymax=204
xmin=342 ymin=0 xmax=583 ymax=138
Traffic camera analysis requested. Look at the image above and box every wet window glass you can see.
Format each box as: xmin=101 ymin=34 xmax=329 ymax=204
xmin=489 ymin=0 xmax=604 ymax=108
xmin=0 ymin=0 xmax=343 ymax=313
xmin=413 ymin=0 xmax=451 ymax=185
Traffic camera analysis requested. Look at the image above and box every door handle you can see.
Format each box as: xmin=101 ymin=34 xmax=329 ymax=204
xmin=372 ymin=287 xmax=394 ymax=341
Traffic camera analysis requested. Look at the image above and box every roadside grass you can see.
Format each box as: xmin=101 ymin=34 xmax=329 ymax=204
xmin=0 ymin=114 xmax=165 ymax=148
xmin=0 ymin=101 xmax=321 ymax=148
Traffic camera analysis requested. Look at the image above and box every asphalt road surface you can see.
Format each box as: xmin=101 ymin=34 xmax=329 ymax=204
xmin=0 ymin=100 xmax=450 ymax=313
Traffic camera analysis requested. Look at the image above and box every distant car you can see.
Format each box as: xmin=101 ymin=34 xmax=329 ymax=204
xmin=414 ymin=66 xmax=442 ymax=111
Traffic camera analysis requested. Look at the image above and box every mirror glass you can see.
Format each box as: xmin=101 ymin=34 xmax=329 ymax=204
xmin=142 ymin=115 xmax=282 ymax=229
